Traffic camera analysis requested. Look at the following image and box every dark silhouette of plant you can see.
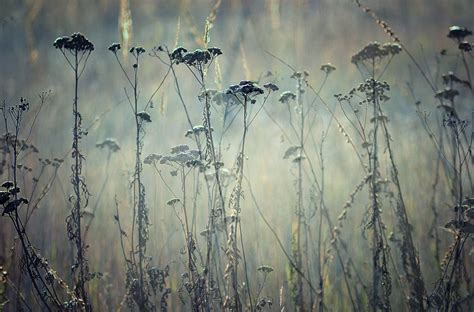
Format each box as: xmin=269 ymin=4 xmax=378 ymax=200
xmin=84 ymin=138 xmax=121 ymax=238
xmin=1 ymin=98 xmax=82 ymax=310
xmin=109 ymin=42 xmax=170 ymax=311
xmin=54 ymin=32 xmax=94 ymax=310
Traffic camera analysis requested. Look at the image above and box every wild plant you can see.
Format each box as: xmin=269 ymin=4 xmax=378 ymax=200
xmin=261 ymin=59 xmax=362 ymax=310
xmin=352 ymin=2 xmax=473 ymax=308
xmin=84 ymin=138 xmax=121 ymax=238
xmin=108 ymin=43 xmax=170 ymax=311
xmin=334 ymin=40 xmax=426 ymax=311
xmin=1 ymin=98 xmax=82 ymax=310
xmin=222 ymin=80 xmax=275 ymax=310
xmin=427 ymin=26 xmax=473 ymax=311
xmin=154 ymin=45 xmax=233 ymax=310
xmin=54 ymin=32 xmax=95 ymax=309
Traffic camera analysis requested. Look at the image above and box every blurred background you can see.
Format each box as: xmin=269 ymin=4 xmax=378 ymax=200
xmin=0 ymin=0 xmax=473 ymax=310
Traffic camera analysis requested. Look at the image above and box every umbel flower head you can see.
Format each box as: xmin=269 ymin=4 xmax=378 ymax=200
xmin=447 ymin=26 xmax=472 ymax=41
xmin=108 ymin=43 xmax=121 ymax=54
xmin=170 ymin=46 xmax=222 ymax=66
xmin=53 ymin=32 xmax=94 ymax=52
xmin=96 ymin=138 xmax=120 ymax=153
xmin=226 ymin=80 xmax=264 ymax=100
xmin=279 ymin=91 xmax=296 ymax=104
xmin=351 ymin=41 xmax=401 ymax=64
xmin=320 ymin=63 xmax=336 ymax=74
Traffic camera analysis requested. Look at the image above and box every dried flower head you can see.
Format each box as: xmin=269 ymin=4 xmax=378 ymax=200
xmin=351 ymin=41 xmax=401 ymax=64
xmin=257 ymin=265 xmax=274 ymax=274
xmin=447 ymin=26 xmax=472 ymax=41
xmin=171 ymin=47 xmax=222 ymax=67
xmin=53 ymin=33 xmax=94 ymax=52
xmin=185 ymin=125 xmax=210 ymax=138
xmin=458 ymin=41 xmax=472 ymax=52
xmin=96 ymin=138 xmax=120 ymax=153
xmin=108 ymin=43 xmax=121 ymax=53
xmin=170 ymin=144 xmax=189 ymax=154
xmin=320 ymin=63 xmax=336 ymax=74
xmin=144 ymin=153 xmax=162 ymax=165
xmin=279 ymin=91 xmax=296 ymax=104
xmin=130 ymin=46 xmax=146 ymax=56
xmin=170 ymin=47 xmax=187 ymax=62
xmin=263 ymin=82 xmax=279 ymax=92
xmin=226 ymin=80 xmax=264 ymax=99
xmin=166 ymin=198 xmax=180 ymax=206
xmin=207 ymin=47 xmax=223 ymax=57
xmin=137 ymin=111 xmax=152 ymax=122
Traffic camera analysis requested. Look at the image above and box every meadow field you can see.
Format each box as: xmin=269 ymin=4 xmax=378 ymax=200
xmin=0 ymin=0 xmax=473 ymax=311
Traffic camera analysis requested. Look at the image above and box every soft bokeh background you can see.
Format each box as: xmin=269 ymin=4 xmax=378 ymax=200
xmin=1 ymin=0 xmax=473 ymax=310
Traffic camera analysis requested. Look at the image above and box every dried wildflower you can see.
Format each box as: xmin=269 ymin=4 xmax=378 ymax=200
xmin=96 ymin=138 xmax=120 ymax=152
xmin=53 ymin=33 xmax=94 ymax=52
xmin=283 ymin=146 xmax=300 ymax=159
xmin=180 ymin=49 xmax=212 ymax=66
xmin=185 ymin=125 xmax=209 ymax=138
xmin=458 ymin=41 xmax=472 ymax=52
xmin=207 ymin=47 xmax=223 ymax=57
xmin=1 ymin=181 xmax=14 ymax=189
xmin=170 ymin=47 xmax=187 ymax=63
xmin=226 ymin=80 xmax=264 ymax=99
xmin=351 ymin=41 xmax=400 ymax=64
xmin=291 ymin=71 xmax=309 ymax=80
xmin=279 ymin=91 xmax=296 ymax=103
xmin=108 ymin=43 xmax=121 ymax=53
xmin=320 ymin=63 xmax=336 ymax=74
xmin=382 ymin=42 xmax=402 ymax=55
xmin=170 ymin=152 xmax=197 ymax=166
xmin=170 ymin=144 xmax=189 ymax=154
xmin=263 ymin=82 xmax=279 ymax=92
xmin=144 ymin=153 xmax=162 ymax=165
xmin=166 ymin=198 xmax=180 ymax=206
xmin=137 ymin=111 xmax=152 ymax=122
xmin=0 ymin=192 xmax=9 ymax=205
xmin=257 ymin=265 xmax=274 ymax=273
xmin=447 ymin=26 xmax=472 ymax=40
xmin=130 ymin=46 xmax=146 ymax=56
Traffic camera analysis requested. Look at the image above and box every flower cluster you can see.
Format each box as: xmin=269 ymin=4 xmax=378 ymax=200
xmin=143 ymin=153 xmax=162 ymax=165
xmin=351 ymin=42 xmax=401 ymax=64
xmin=1 ymin=181 xmax=28 ymax=216
xmin=130 ymin=46 xmax=146 ymax=56
xmin=170 ymin=47 xmax=222 ymax=66
xmin=278 ymin=91 xmax=296 ymax=104
xmin=226 ymin=80 xmax=264 ymax=99
xmin=137 ymin=111 xmax=152 ymax=122
xmin=108 ymin=43 xmax=121 ymax=53
xmin=17 ymin=97 xmax=29 ymax=111
xmin=96 ymin=138 xmax=120 ymax=153
xmin=356 ymin=79 xmax=391 ymax=102
xmin=447 ymin=26 xmax=472 ymax=41
xmin=53 ymin=33 xmax=94 ymax=52
xmin=446 ymin=25 xmax=472 ymax=51
xmin=185 ymin=125 xmax=211 ymax=138
xmin=145 ymin=145 xmax=204 ymax=170
xmin=320 ymin=63 xmax=336 ymax=74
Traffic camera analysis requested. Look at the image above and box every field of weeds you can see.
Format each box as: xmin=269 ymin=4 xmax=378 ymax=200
xmin=0 ymin=0 xmax=473 ymax=311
